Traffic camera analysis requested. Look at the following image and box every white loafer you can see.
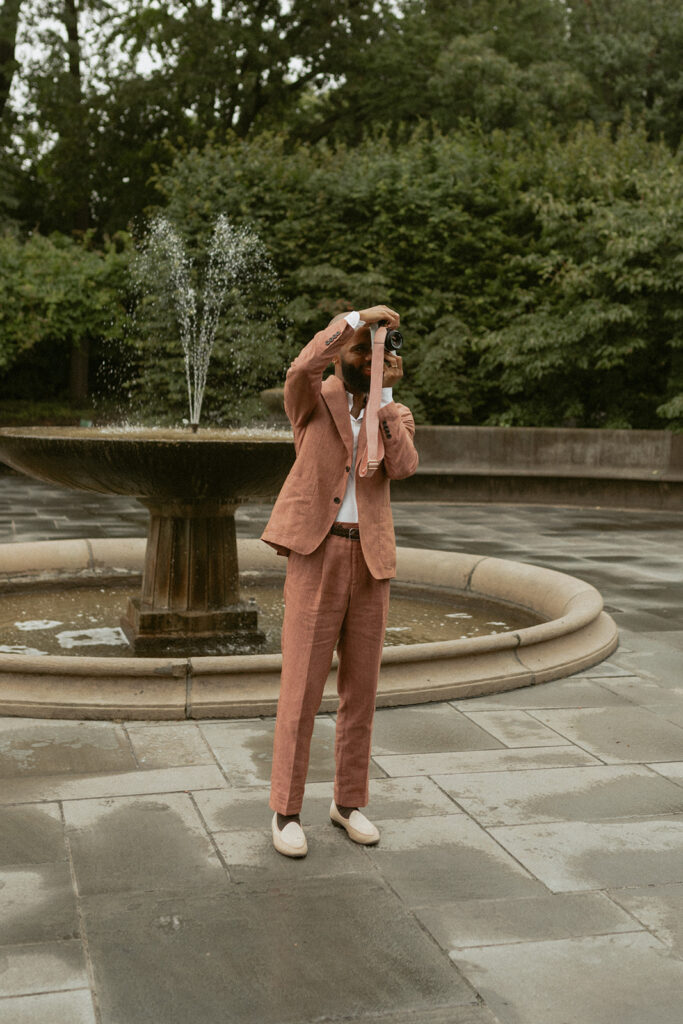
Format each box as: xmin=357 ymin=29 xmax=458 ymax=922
xmin=272 ymin=813 xmax=308 ymax=858
xmin=330 ymin=800 xmax=380 ymax=845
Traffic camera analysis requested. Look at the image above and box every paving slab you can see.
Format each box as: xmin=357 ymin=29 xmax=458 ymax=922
xmin=596 ymin=675 xmax=683 ymax=707
xmin=0 ymin=863 xmax=79 ymax=946
xmin=199 ymin=716 xmax=384 ymax=787
xmin=125 ymin=723 xmax=215 ymax=768
xmin=0 ymin=989 xmax=96 ymax=1024
xmin=415 ymin=892 xmax=640 ymax=951
xmin=571 ymin=660 xmax=641 ymax=678
xmin=0 ymin=939 xmax=88 ymax=997
xmin=452 ymin=932 xmax=683 ymax=1024
xmin=303 ymin=1008 xmax=503 ymax=1024
xmin=63 ymin=793 xmax=231 ymax=897
xmin=214 ymin=823 xmax=372 ymax=890
xmin=458 ymin=710 xmax=572 ymax=747
xmin=649 ymin=762 xmax=683 ymax=785
xmin=452 ymin=677 xmax=630 ymax=710
xmin=489 ymin=818 xmax=683 ymax=891
xmin=433 ymin=765 xmax=683 ymax=826
xmin=0 ymin=803 xmax=65 ymax=865
xmin=366 ymin=815 xmax=544 ymax=905
xmin=611 ymin=642 xmax=683 ymax=685
xmin=645 ymin=704 xmax=683 ymax=729
xmin=194 ymin=775 xmax=458 ymax=833
xmin=641 ymin=630 xmax=683 ymax=651
xmin=80 ymin=877 xmax=475 ymax=1024
xmin=367 ymin=705 xmax=504 ymax=755
xmin=373 ymin=745 xmax=600 ymax=778
xmin=529 ymin=706 xmax=683 ymax=763
xmin=609 ymin=882 xmax=683 ymax=957
xmin=0 ymin=719 xmax=136 ymax=777
xmin=0 ymin=764 xmax=227 ymax=805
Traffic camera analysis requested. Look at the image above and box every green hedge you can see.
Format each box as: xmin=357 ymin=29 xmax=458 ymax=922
xmin=154 ymin=119 xmax=682 ymax=428
xmin=1 ymin=118 xmax=681 ymax=429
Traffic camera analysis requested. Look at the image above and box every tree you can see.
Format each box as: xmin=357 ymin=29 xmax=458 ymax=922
xmin=0 ymin=0 xmax=21 ymax=121
xmin=0 ymin=228 xmax=129 ymax=403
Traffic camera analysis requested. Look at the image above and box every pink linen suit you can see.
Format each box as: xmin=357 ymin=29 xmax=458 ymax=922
xmin=262 ymin=317 xmax=419 ymax=815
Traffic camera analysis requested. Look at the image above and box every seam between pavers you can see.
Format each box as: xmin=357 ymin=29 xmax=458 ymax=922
xmin=600 ymin=888 xmax=682 ymax=952
xmin=0 ymin=781 xmax=230 ymax=808
xmin=195 ymin=723 xmax=240 ymax=788
xmin=0 ymin=985 xmax=92 ymax=1002
xmin=120 ymin=724 xmax=142 ymax=769
xmin=455 ymin=708 xmax=568 ymax=747
xmin=647 ymin=764 xmax=683 ymax=789
xmin=473 ymin=810 xmax=683 ymax=830
xmin=523 ymin=710 xmax=615 ymax=763
xmin=447 ymin=926 xmax=653 ymax=956
xmin=356 ymin=833 xmax=489 ymax=1010
xmin=373 ymin=746 xmax=604 ymax=775
xmin=59 ymin=800 xmax=102 ymax=1024
xmin=184 ymin=660 xmax=192 ymax=719
xmin=187 ymin=791 xmax=235 ymax=885
xmin=522 ymin=709 xmax=607 ymax=751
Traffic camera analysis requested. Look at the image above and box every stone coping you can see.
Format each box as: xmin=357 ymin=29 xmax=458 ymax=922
xmin=0 ymin=538 xmax=617 ymax=719
xmin=392 ymin=427 xmax=683 ymax=510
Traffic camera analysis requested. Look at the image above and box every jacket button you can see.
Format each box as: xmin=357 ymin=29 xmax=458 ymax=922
xmin=345 ymin=466 xmax=350 ymax=472
xmin=334 ymin=497 xmax=340 ymax=503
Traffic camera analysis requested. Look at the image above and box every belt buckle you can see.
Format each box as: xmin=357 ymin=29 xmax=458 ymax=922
xmin=348 ymin=526 xmax=359 ymax=540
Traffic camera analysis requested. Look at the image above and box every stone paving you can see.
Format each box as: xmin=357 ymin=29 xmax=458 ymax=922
xmin=0 ymin=474 xmax=682 ymax=1023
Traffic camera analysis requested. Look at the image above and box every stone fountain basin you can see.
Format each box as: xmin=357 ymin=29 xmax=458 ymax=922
xmin=0 ymin=427 xmax=294 ymax=500
xmin=0 ymin=538 xmax=617 ymax=719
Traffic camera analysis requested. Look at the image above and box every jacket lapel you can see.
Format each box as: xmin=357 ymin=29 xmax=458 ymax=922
xmin=322 ymin=376 xmax=353 ymax=457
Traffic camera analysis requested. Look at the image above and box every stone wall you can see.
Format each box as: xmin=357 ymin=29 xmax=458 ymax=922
xmin=391 ymin=427 xmax=683 ymax=510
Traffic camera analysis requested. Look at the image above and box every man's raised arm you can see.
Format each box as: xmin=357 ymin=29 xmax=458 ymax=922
xmin=283 ymin=315 xmax=357 ymax=431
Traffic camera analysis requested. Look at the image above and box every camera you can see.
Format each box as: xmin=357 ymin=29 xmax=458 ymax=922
xmin=378 ymin=320 xmax=403 ymax=353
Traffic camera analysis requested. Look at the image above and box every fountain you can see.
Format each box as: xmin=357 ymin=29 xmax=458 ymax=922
xmin=0 ymin=214 xmax=618 ymax=717
xmin=0 ymin=215 xmax=295 ymax=656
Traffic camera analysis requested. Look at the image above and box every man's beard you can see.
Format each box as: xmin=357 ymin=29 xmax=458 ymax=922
xmin=340 ymin=357 xmax=370 ymax=394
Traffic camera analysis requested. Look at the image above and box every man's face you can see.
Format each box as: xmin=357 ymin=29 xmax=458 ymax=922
xmin=338 ymin=326 xmax=374 ymax=394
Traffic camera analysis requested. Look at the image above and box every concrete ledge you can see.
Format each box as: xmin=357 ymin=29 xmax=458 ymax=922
xmin=0 ymin=538 xmax=618 ymax=719
xmin=390 ymin=426 xmax=683 ymax=510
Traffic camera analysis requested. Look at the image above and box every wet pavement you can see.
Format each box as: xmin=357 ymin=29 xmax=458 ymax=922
xmin=0 ymin=473 xmax=682 ymax=1024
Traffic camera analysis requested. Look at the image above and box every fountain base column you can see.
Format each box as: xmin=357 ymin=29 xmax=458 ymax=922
xmin=120 ymin=498 xmax=266 ymax=656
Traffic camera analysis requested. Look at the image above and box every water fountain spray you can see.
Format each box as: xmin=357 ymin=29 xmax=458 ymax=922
xmin=134 ymin=214 xmax=271 ymax=430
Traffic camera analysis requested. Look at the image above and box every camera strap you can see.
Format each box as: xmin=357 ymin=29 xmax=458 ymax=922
xmin=358 ymin=322 xmax=386 ymax=478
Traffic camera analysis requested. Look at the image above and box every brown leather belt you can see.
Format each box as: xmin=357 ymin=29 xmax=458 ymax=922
xmin=330 ymin=523 xmax=360 ymax=540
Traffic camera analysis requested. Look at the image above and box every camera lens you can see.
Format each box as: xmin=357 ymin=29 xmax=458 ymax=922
xmin=384 ymin=329 xmax=403 ymax=352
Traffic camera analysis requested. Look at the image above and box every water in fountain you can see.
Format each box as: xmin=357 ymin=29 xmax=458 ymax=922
xmin=125 ymin=213 xmax=284 ymax=429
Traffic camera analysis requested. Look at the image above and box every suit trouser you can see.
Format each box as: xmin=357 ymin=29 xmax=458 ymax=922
xmin=269 ymin=527 xmax=391 ymax=815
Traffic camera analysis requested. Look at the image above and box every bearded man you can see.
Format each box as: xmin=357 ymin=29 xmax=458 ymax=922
xmin=261 ymin=306 xmax=419 ymax=857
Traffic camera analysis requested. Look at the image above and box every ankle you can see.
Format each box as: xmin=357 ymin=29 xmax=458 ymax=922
xmin=335 ymin=803 xmax=358 ymax=819
xmin=276 ymin=812 xmax=301 ymax=829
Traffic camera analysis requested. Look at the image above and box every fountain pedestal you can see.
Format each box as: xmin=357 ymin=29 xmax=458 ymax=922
xmin=120 ymin=499 xmax=265 ymax=656
xmin=0 ymin=427 xmax=295 ymax=658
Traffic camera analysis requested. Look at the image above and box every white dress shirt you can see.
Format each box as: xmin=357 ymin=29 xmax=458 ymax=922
xmin=336 ymin=311 xmax=393 ymax=523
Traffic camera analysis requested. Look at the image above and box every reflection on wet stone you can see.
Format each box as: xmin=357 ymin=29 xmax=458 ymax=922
xmin=0 ymin=721 xmax=137 ymax=777
xmin=64 ymin=795 xmax=231 ymax=897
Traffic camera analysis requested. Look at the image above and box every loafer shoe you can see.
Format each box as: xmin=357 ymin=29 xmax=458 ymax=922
xmin=330 ymin=800 xmax=380 ymax=845
xmin=272 ymin=813 xmax=307 ymax=858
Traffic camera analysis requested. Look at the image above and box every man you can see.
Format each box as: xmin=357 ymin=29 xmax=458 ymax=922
xmin=261 ymin=305 xmax=419 ymax=857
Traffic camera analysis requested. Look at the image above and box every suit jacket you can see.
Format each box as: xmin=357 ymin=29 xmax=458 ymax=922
xmin=261 ymin=318 xmax=419 ymax=579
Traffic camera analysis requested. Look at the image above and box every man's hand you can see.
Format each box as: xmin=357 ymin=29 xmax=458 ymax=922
xmin=358 ymin=305 xmax=400 ymax=329
xmin=383 ymin=353 xmax=403 ymax=389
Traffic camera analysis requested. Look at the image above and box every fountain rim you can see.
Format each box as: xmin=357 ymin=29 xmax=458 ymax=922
xmin=0 ymin=426 xmax=293 ymax=444
xmin=0 ymin=538 xmax=618 ymax=719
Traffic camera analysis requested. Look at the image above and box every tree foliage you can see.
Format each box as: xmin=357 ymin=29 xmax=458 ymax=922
xmin=0 ymin=0 xmax=681 ymax=428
